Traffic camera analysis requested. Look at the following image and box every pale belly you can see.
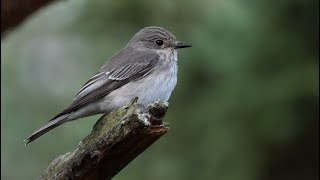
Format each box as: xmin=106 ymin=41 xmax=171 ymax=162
xmin=98 ymin=61 xmax=177 ymax=112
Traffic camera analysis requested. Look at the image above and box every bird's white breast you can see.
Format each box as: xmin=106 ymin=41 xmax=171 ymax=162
xmin=99 ymin=49 xmax=178 ymax=112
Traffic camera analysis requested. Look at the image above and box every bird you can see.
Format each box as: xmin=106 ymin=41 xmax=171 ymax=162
xmin=25 ymin=26 xmax=192 ymax=145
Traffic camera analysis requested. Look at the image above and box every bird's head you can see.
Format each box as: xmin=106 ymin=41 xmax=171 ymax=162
xmin=128 ymin=26 xmax=192 ymax=51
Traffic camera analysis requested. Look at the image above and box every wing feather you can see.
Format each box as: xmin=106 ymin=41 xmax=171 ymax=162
xmin=50 ymin=47 xmax=159 ymax=121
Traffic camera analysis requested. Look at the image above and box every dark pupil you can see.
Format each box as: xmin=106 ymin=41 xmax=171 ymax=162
xmin=156 ymin=40 xmax=163 ymax=46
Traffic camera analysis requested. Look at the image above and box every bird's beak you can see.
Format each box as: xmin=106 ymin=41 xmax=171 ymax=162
xmin=174 ymin=42 xmax=192 ymax=49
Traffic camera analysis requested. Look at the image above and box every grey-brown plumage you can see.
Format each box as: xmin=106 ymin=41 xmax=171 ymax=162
xmin=25 ymin=26 xmax=191 ymax=145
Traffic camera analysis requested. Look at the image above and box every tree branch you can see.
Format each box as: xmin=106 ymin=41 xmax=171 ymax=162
xmin=38 ymin=98 xmax=170 ymax=180
xmin=1 ymin=0 xmax=55 ymax=35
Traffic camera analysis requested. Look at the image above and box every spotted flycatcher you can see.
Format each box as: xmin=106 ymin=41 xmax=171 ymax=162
xmin=25 ymin=26 xmax=192 ymax=144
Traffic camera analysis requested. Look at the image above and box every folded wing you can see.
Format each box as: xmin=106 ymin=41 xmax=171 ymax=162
xmin=50 ymin=47 xmax=159 ymax=121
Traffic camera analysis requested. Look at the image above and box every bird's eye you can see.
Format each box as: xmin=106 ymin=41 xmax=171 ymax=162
xmin=155 ymin=40 xmax=163 ymax=46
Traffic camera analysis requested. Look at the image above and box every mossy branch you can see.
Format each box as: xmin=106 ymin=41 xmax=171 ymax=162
xmin=38 ymin=98 xmax=169 ymax=180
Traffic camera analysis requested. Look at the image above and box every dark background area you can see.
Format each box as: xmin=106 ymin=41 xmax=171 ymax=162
xmin=1 ymin=0 xmax=319 ymax=179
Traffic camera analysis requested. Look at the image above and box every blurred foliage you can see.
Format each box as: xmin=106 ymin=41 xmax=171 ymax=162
xmin=1 ymin=0 xmax=318 ymax=180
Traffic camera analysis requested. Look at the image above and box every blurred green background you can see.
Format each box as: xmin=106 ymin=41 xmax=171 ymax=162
xmin=1 ymin=0 xmax=319 ymax=179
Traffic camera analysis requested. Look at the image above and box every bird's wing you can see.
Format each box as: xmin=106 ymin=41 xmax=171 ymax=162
xmin=73 ymin=62 xmax=154 ymax=101
xmin=50 ymin=47 xmax=159 ymax=120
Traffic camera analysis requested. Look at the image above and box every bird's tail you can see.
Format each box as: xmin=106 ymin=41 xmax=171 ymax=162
xmin=25 ymin=115 xmax=68 ymax=145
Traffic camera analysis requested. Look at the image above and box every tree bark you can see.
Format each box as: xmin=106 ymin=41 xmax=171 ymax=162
xmin=38 ymin=98 xmax=170 ymax=180
xmin=1 ymin=0 xmax=54 ymax=35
